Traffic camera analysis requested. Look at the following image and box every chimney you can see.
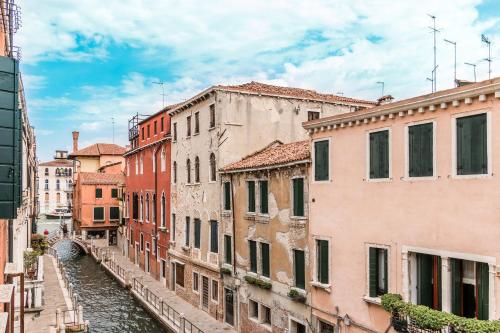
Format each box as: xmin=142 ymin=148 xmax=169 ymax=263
xmin=377 ymin=95 xmax=395 ymax=106
xmin=72 ymin=131 xmax=79 ymax=152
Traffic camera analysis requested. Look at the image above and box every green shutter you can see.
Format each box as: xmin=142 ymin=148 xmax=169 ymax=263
xmin=409 ymin=123 xmax=433 ymax=177
xmin=293 ymin=178 xmax=304 ymax=216
xmin=224 ymin=182 xmax=231 ymax=210
xmin=294 ymin=250 xmax=305 ymax=289
xmin=261 ymin=243 xmax=270 ymax=277
xmin=185 ymin=217 xmax=190 ymax=246
xmin=260 ymin=181 xmax=268 ymax=214
xmin=370 ymin=131 xmax=389 ymax=179
xmin=0 ymin=56 xmax=20 ymax=219
xmin=210 ymin=220 xmax=218 ymax=253
xmin=94 ymin=207 xmax=104 ymax=220
xmin=248 ymin=181 xmax=255 ymax=212
xmin=417 ymin=254 xmax=434 ymax=308
xmin=476 ymin=262 xmax=489 ymax=320
xmin=194 ymin=219 xmax=201 ymax=249
xmin=314 ymin=140 xmax=329 ymax=181
xmin=383 ymin=249 xmax=388 ymax=294
xmin=224 ymin=235 xmax=232 ymax=264
xmin=249 ymin=240 xmax=257 ymax=273
xmin=457 ymin=114 xmax=487 ymax=175
xmin=450 ymin=259 xmax=462 ymax=315
xmin=369 ymin=247 xmax=378 ymax=297
xmin=317 ymin=240 xmax=329 ymax=284
xmin=109 ymin=207 xmax=120 ymax=220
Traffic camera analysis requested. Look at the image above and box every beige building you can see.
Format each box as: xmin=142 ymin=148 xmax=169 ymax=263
xmin=167 ymin=81 xmax=374 ymax=322
xmin=220 ymin=141 xmax=311 ymax=332
xmin=38 ymin=150 xmax=73 ymax=214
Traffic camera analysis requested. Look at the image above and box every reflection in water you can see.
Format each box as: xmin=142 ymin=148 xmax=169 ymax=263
xmin=54 ymin=240 xmax=166 ymax=333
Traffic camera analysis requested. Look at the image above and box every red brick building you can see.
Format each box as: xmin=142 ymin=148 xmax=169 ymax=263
xmin=124 ymin=107 xmax=172 ymax=285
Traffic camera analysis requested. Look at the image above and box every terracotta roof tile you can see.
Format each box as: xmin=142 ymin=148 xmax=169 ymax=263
xmin=79 ymin=172 xmax=125 ymax=185
xmin=221 ymin=140 xmax=310 ymax=172
xmin=69 ymin=143 xmax=126 ymax=157
xmin=39 ymin=160 xmax=73 ymax=167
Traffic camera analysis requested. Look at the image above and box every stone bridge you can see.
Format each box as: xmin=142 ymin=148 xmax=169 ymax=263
xmin=48 ymin=231 xmax=89 ymax=254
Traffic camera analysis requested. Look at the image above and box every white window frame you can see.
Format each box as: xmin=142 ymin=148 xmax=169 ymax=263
xmin=257 ymin=178 xmax=270 ymax=216
xmin=312 ymin=137 xmax=331 ymax=183
xmin=248 ymin=299 xmax=259 ymax=321
xmin=194 ymin=111 xmax=200 ymax=135
xmin=404 ymin=119 xmax=437 ymax=181
xmin=139 ymin=154 xmax=144 ymax=175
xmin=192 ymin=271 xmax=199 ymax=294
xmin=290 ymin=175 xmax=307 ymax=219
xmin=93 ymin=206 xmax=105 ymax=222
xmin=211 ymin=279 xmax=219 ymax=303
xmin=222 ymin=181 xmax=231 ymax=212
xmin=109 ymin=206 xmax=120 ymax=221
xmin=246 ymin=179 xmax=257 ymax=214
xmin=311 ymin=235 xmax=331 ymax=290
xmin=139 ymin=194 xmax=143 ymax=222
xmin=451 ymin=109 xmax=492 ymax=179
xmin=289 ymin=315 xmax=308 ymax=333
xmin=160 ymin=192 xmax=166 ymax=228
xmin=152 ymin=150 xmax=156 ymax=173
xmin=366 ymin=127 xmax=392 ymax=182
xmin=364 ymin=243 xmax=390 ymax=304
xmin=208 ymin=220 xmax=219 ymax=254
xmin=161 ymin=148 xmax=166 ymax=172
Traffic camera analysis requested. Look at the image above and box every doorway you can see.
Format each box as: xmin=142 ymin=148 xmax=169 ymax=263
xmin=202 ymin=276 xmax=209 ymax=311
xmin=134 ymin=243 xmax=139 ymax=266
xmin=170 ymin=264 xmax=176 ymax=291
xmin=146 ymin=249 xmax=150 ymax=273
xmin=224 ymin=288 xmax=234 ymax=326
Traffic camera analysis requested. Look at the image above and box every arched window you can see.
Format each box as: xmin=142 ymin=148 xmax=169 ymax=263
xmin=161 ymin=193 xmax=166 ymax=228
xmin=56 ymin=179 xmax=60 ymax=190
xmin=152 ymin=194 xmax=156 ymax=224
xmin=139 ymin=195 xmax=144 ymax=221
xmin=139 ymin=154 xmax=144 ymax=174
xmin=195 ymin=156 xmax=200 ymax=183
xmin=44 ymin=179 xmax=49 ymax=190
xmin=186 ymin=159 xmax=191 ymax=184
xmin=44 ymin=168 xmax=49 ymax=176
xmin=210 ymin=153 xmax=216 ymax=182
xmin=56 ymin=193 xmax=61 ymax=203
xmin=69 ymin=168 xmax=72 ymax=176
xmin=135 ymin=156 xmax=139 ymax=175
xmin=152 ymin=151 xmax=156 ymax=172
xmin=44 ymin=192 xmax=49 ymax=202
xmin=173 ymin=161 xmax=177 ymax=184
xmin=145 ymin=193 xmax=150 ymax=222
xmin=127 ymin=160 xmax=130 ymax=176
xmin=161 ymin=148 xmax=166 ymax=172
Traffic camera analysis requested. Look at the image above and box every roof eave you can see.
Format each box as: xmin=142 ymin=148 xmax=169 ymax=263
xmin=220 ymin=159 xmax=310 ymax=174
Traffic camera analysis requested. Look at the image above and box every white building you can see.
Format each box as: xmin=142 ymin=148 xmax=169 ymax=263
xmin=38 ymin=150 xmax=73 ymax=215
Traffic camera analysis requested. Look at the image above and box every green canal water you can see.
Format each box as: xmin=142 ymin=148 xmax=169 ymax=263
xmin=37 ymin=217 xmax=167 ymax=333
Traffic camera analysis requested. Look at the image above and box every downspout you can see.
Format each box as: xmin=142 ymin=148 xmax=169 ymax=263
xmin=154 ymin=144 xmax=161 ymax=271
xmin=229 ymin=173 xmax=240 ymax=332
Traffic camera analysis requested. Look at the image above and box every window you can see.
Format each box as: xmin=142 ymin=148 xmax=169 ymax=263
xmin=194 ymin=218 xmax=201 ymax=249
xmin=186 ymin=115 xmax=191 ymax=137
xmin=290 ymin=320 xmax=306 ymax=333
xmin=249 ymin=240 xmax=257 ymax=273
xmin=135 ymin=156 xmax=138 ymax=175
xmin=249 ymin=300 xmax=259 ymax=319
xmin=56 ymin=179 xmax=60 ymax=190
xmin=456 ymin=113 xmax=488 ymax=175
xmin=368 ymin=247 xmax=388 ymax=297
xmin=152 ymin=194 xmax=156 ymax=225
xmin=261 ymin=242 xmax=270 ymax=278
xmin=95 ymin=188 xmax=102 ymax=199
xmin=161 ymin=148 xmax=166 ymax=172
xmin=209 ymin=153 xmax=216 ymax=181
xmin=175 ymin=263 xmax=185 ymax=287
xmin=185 ymin=217 xmax=190 ymax=246
xmin=294 ymin=249 xmax=305 ymax=289
xmin=186 ymin=159 xmax=191 ymax=183
xmin=161 ymin=194 xmax=166 ymax=228
xmin=194 ymin=112 xmax=200 ymax=134
xmin=154 ymin=120 xmax=157 ymax=135
xmin=259 ymin=180 xmax=268 ymax=214
xmin=173 ymin=161 xmax=177 ymax=183
xmin=223 ymin=182 xmax=231 ymax=210
xmin=414 ymin=253 xmax=441 ymax=310
xmin=224 ymin=235 xmax=232 ymax=264
xmin=314 ymin=140 xmax=329 ymax=181
xmin=44 ymin=192 xmax=49 ymax=202
xmin=319 ymin=321 xmax=334 ymax=333
xmin=44 ymin=168 xmax=49 ymax=176
xmin=140 ymin=233 xmax=144 ymax=251
xmin=161 ymin=259 xmax=166 ymax=278
xmin=152 ymin=153 xmax=156 ymax=172
xmin=212 ymin=280 xmax=218 ymax=301
xmin=127 ymin=161 xmax=130 ymax=176
xmin=409 ymin=123 xmax=433 ymax=177
xmin=140 ymin=155 xmax=144 ymax=174
xmin=171 ymin=213 xmax=176 ymax=240
xmin=369 ymin=130 xmax=389 ymax=179
xmin=56 ymin=193 xmax=60 ymax=203
xmin=111 ymin=188 xmax=118 ymax=198
xmin=247 ymin=181 xmax=255 ymax=212
xmin=262 ymin=305 xmax=271 ymax=326
xmin=109 ymin=207 xmax=120 ymax=221
xmin=147 ymin=124 xmax=150 ymax=138
xmin=316 ymin=239 xmax=329 ymax=284
xmin=195 ymin=156 xmax=200 ymax=183
xmin=145 ymin=194 xmax=150 ymax=222
xmin=161 ymin=117 xmax=164 ymax=132
xmin=139 ymin=195 xmax=144 ymax=221
xmin=209 ymin=104 xmax=215 ymax=128
xmin=210 ymin=220 xmax=218 ymax=253
xmin=141 ymin=127 xmax=145 ymax=140
xmin=93 ymin=207 xmax=104 ymax=221
xmin=44 ymin=179 xmax=48 ymax=190
xmin=173 ymin=122 xmax=177 ymax=141
xmin=132 ymin=193 xmax=138 ymax=219
xmin=292 ymin=178 xmax=304 ymax=217
xmin=308 ymin=111 xmax=320 ymax=121
xmin=193 ymin=272 xmax=199 ymax=292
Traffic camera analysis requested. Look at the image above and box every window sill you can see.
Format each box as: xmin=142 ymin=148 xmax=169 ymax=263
xmin=182 ymin=245 xmax=191 ymax=252
xmin=290 ymin=216 xmax=308 ymax=221
xmin=451 ymin=173 xmax=492 ymax=180
xmin=193 ymin=132 xmax=199 ymax=136
xmin=290 ymin=287 xmax=307 ymax=296
xmin=221 ymin=211 xmax=231 ymax=217
xmin=366 ymin=177 xmax=392 ymax=183
xmin=363 ymin=296 xmax=382 ymax=305
xmin=208 ymin=126 xmax=216 ymax=131
xmin=222 ymin=263 xmax=233 ymax=270
xmin=255 ymin=215 xmax=270 ymax=223
xmin=402 ymin=176 xmax=437 ymax=182
xmin=310 ymin=281 xmax=331 ymax=292
xmin=159 ymin=227 xmax=167 ymax=232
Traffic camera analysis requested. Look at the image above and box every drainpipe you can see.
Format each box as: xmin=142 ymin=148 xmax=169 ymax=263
xmin=229 ymin=174 xmax=241 ymax=332
xmin=154 ymin=144 xmax=161 ymax=271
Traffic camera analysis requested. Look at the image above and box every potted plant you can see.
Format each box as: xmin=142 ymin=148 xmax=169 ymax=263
xmin=220 ymin=267 xmax=232 ymax=276
xmin=287 ymin=289 xmax=306 ymax=303
xmin=24 ymin=250 xmax=41 ymax=279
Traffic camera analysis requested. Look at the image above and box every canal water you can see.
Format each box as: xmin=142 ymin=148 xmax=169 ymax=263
xmin=37 ymin=217 xmax=166 ymax=333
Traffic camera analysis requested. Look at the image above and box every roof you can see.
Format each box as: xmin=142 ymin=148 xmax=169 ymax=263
xmin=69 ymin=143 xmax=126 ymax=158
xmin=137 ymin=103 xmax=179 ymax=126
xmin=39 ymin=160 xmax=73 ymax=167
xmin=304 ymin=76 xmax=500 ymax=129
xmin=169 ymin=81 xmax=376 ymax=115
xmin=98 ymin=161 xmax=122 ymax=171
xmin=221 ymin=140 xmax=310 ymax=172
xmin=79 ymin=172 xmax=125 ymax=185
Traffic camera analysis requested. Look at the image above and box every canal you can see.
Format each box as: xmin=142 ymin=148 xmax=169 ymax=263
xmin=37 ymin=217 xmax=166 ymax=333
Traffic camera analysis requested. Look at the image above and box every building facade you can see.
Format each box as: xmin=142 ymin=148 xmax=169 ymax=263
xmin=124 ymin=108 xmax=172 ymax=286
xmin=303 ymin=78 xmax=500 ymax=332
xmin=167 ymin=81 xmax=374 ymax=321
xmin=38 ymin=150 xmax=73 ymax=215
xmin=220 ymin=141 xmax=312 ymax=332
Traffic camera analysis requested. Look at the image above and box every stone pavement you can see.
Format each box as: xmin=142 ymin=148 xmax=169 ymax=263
xmin=25 ymin=255 xmax=68 ymax=333
xmin=102 ymin=246 xmax=235 ymax=333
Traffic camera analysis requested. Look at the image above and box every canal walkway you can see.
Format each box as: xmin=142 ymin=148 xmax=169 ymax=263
xmin=25 ymin=255 xmax=68 ymax=333
xmin=96 ymin=246 xmax=235 ymax=333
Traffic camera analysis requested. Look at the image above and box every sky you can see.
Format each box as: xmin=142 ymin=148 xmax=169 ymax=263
xmin=16 ymin=0 xmax=500 ymax=161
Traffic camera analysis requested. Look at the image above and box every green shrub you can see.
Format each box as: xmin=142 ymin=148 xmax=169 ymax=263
xmin=220 ymin=267 xmax=232 ymax=275
xmin=244 ymin=275 xmax=272 ymax=290
xmin=287 ymin=289 xmax=306 ymax=302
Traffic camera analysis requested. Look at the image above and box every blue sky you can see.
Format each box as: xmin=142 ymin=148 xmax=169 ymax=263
xmin=16 ymin=0 xmax=500 ymax=161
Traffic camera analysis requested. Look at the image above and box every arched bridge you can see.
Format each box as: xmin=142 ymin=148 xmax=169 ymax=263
xmin=48 ymin=231 xmax=89 ymax=254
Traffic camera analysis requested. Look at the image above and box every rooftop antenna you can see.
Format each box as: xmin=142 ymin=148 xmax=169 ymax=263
xmin=336 ymin=91 xmax=344 ymax=96
xmin=111 ymin=117 xmax=115 ymax=144
xmin=481 ymin=34 xmax=492 ymax=79
xmin=428 ymin=14 xmax=440 ymax=92
xmin=376 ymin=81 xmax=385 ymax=97
xmin=464 ymin=62 xmax=477 ymax=82
xmin=153 ymin=81 xmax=166 ymax=108
xmin=444 ymin=39 xmax=457 ymax=86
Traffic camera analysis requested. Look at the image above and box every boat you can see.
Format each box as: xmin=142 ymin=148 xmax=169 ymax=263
xmin=45 ymin=208 xmax=72 ymax=219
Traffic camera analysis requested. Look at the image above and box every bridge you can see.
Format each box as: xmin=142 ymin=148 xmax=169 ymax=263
xmin=47 ymin=231 xmax=90 ymax=254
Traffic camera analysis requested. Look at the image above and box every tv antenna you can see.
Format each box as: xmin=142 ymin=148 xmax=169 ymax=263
xmin=111 ymin=117 xmax=115 ymax=145
xmin=444 ymin=39 xmax=457 ymax=86
xmin=336 ymin=91 xmax=344 ymax=96
xmin=153 ymin=81 xmax=166 ymax=108
xmin=481 ymin=34 xmax=492 ymax=79
xmin=464 ymin=62 xmax=477 ymax=82
xmin=376 ymin=81 xmax=385 ymax=97
xmin=428 ymin=14 xmax=440 ymax=92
